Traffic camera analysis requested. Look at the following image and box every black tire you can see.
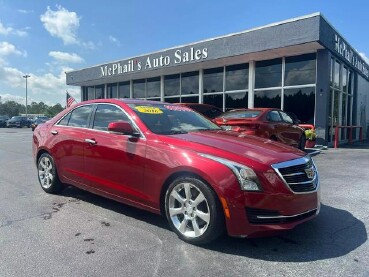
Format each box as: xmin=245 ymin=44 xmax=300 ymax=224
xmin=37 ymin=153 xmax=64 ymax=193
xmin=165 ymin=176 xmax=225 ymax=245
xmin=298 ymin=134 xmax=306 ymax=151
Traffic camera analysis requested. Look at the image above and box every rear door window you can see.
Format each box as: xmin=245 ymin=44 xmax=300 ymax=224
xmin=67 ymin=105 xmax=93 ymax=128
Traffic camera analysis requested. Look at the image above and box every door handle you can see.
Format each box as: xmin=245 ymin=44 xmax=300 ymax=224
xmin=85 ymin=138 xmax=97 ymax=145
xmin=51 ymin=130 xmax=58 ymax=135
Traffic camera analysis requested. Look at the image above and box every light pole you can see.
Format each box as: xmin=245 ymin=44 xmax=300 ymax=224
xmin=23 ymin=74 xmax=30 ymax=118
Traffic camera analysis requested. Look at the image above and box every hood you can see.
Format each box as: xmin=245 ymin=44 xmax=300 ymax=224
xmin=161 ymin=130 xmax=305 ymax=165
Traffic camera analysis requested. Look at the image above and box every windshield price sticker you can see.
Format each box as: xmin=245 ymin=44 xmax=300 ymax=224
xmin=164 ymin=105 xmax=192 ymax=112
xmin=135 ymin=106 xmax=163 ymax=114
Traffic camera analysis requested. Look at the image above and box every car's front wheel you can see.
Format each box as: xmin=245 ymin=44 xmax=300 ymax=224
xmin=37 ymin=153 xmax=64 ymax=193
xmin=165 ymin=176 xmax=225 ymax=244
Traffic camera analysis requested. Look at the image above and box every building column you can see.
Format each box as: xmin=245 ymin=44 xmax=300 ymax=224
xmin=248 ymin=61 xmax=255 ymax=108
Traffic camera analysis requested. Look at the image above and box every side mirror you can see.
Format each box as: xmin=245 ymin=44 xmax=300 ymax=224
xmin=108 ymin=121 xmax=140 ymax=137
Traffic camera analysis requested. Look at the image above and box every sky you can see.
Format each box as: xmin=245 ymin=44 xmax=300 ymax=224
xmin=0 ymin=0 xmax=368 ymax=106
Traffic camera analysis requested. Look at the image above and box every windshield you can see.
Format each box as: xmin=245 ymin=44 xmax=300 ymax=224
xmin=221 ymin=110 xmax=261 ymax=119
xmin=129 ymin=103 xmax=221 ymax=135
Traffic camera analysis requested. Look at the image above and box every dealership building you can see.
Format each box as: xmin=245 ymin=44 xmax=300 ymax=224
xmin=66 ymin=13 xmax=369 ymax=146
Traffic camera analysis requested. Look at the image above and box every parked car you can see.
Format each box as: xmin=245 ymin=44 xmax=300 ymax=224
xmin=176 ymin=103 xmax=223 ymax=120
xmin=0 ymin=115 xmax=10 ymax=127
xmin=214 ymin=108 xmax=306 ymax=150
xmin=6 ymin=116 xmax=31 ymax=128
xmin=33 ymin=99 xmax=320 ymax=244
xmin=31 ymin=117 xmax=49 ymax=131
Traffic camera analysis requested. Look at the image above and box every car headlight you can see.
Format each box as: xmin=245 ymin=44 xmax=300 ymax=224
xmin=199 ymin=153 xmax=261 ymax=191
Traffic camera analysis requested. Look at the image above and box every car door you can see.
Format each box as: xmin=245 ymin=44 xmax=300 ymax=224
xmin=278 ymin=111 xmax=301 ymax=145
xmin=49 ymin=104 xmax=94 ymax=185
xmin=83 ymin=103 xmax=147 ymax=203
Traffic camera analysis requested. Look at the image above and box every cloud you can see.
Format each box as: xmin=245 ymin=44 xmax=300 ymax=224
xmin=109 ymin=35 xmax=121 ymax=46
xmin=0 ymin=20 xmax=28 ymax=37
xmin=359 ymin=52 xmax=369 ymax=65
xmin=0 ymin=41 xmax=27 ymax=57
xmin=49 ymin=51 xmax=84 ymax=64
xmin=18 ymin=9 xmax=34 ymax=14
xmin=40 ymin=5 xmax=80 ymax=45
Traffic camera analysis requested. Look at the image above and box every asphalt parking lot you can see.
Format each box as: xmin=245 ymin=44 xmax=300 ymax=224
xmin=0 ymin=128 xmax=368 ymax=277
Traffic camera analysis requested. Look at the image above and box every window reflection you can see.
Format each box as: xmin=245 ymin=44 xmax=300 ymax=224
xmin=118 ymin=81 xmax=130 ymax=98
xmin=226 ymin=64 xmax=248 ymax=91
xmin=93 ymin=104 xmax=129 ymax=131
xmin=133 ymin=79 xmax=145 ymax=98
xmin=107 ymin=83 xmax=118 ymax=98
xmin=255 ymin=59 xmax=282 ymax=88
xmin=182 ymin=71 xmax=199 ymax=95
xmin=204 ymin=94 xmax=223 ymax=109
xmin=95 ymin=85 xmax=104 ymax=99
xmin=226 ymin=92 xmax=248 ymax=109
xmin=285 ymin=54 xmax=316 ymax=86
xmin=147 ymin=77 xmax=160 ymax=98
xmin=181 ymin=95 xmax=199 ymax=103
xmin=68 ymin=106 xmax=93 ymax=128
xmin=254 ymin=89 xmax=281 ymax=108
xmin=165 ymin=74 xmax=180 ymax=96
xmin=204 ymin=67 xmax=223 ymax=93
xmin=284 ymin=87 xmax=315 ymax=124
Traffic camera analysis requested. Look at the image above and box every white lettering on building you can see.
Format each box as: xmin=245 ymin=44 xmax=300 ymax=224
xmin=100 ymin=47 xmax=208 ymax=77
xmin=334 ymin=34 xmax=369 ymax=78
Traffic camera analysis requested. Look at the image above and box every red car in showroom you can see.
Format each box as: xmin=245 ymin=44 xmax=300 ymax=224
xmin=214 ymin=108 xmax=306 ymax=150
xmin=33 ymin=99 xmax=320 ymax=244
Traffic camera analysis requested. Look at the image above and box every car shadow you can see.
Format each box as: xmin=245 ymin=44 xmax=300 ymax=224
xmin=204 ymin=204 xmax=367 ymax=262
xmin=60 ymin=187 xmax=367 ymax=262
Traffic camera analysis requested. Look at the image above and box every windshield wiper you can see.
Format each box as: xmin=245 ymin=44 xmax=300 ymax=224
xmin=167 ymin=130 xmax=188 ymax=135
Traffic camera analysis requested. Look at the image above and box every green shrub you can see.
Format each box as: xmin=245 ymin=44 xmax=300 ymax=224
xmin=305 ymin=129 xmax=317 ymax=141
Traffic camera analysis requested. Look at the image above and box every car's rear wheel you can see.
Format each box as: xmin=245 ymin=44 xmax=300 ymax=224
xmin=165 ymin=176 xmax=224 ymax=244
xmin=37 ymin=153 xmax=64 ymax=193
xmin=298 ymin=134 xmax=306 ymax=151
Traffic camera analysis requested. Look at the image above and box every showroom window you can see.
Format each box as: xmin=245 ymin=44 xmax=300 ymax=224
xmin=255 ymin=58 xmax=282 ymax=88
xmin=284 ymin=53 xmax=316 ymax=86
xmin=107 ymin=83 xmax=118 ymax=98
xmin=254 ymin=89 xmax=281 ymax=108
xmin=284 ymin=87 xmax=315 ymax=124
xmin=133 ymin=79 xmax=146 ymax=98
xmin=147 ymin=77 xmax=161 ymax=98
xmin=118 ymin=81 xmax=130 ymax=98
xmin=181 ymin=71 xmax=199 ymax=95
xmin=203 ymin=67 xmax=224 ymax=93
xmin=164 ymin=74 xmax=180 ymax=97
xmin=225 ymin=63 xmax=248 ymax=91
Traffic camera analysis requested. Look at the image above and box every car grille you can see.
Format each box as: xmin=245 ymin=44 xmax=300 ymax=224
xmin=246 ymin=207 xmax=317 ymax=224
xmin=271 ymin=156 xmax=319 ymax=193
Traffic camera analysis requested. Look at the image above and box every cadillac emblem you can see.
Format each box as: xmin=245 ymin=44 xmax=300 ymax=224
xmin=305 ymin=167 xmax=315 ymax=179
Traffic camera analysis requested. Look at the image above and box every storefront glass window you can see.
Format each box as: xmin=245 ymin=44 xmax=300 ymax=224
xmin=255 ymin=59 xmax=282 ymax=88
xmin=225 ymin=64 xmax=248 ymax=91
xmin=87 ymin=86 xmax=95 ymax=100
xmin=147 ymin=77 xmax=160 ymax=98
xmin=181 ymin=71 xmax=199 ymax=95
xmin=225 ymin=92 xmax=248 ymax=109
xmin=348 ymin=70 xmax=354 ymax=95
xmin=164 ymin=74 xmax=180 ymax=96
xmin=284 ymin=87 xmax=315 ymax=124
xmin=181 ymin=95 xmax=199 ymax=103
xmin=203 ymin=67 xmax=224 ymax=93
xmin=342 ymin=66 xmax=348 ymax=92
xmin=285 ymin=54 xmax=316 ymax=86
xmin=254 ymin=89 xmax=281 ymax=108
xmin=95 ymin=85 xmax=104 ymax=99
xmin=334 ymin=60 xmax=340 ymax=89
xmin=203 ymin=94 xmax=223 ymax=109
xmin=118 ymin=81 xmax=130 ymax=98
xmin=164 ymin=97 xmax=180 ymax=103
xmin=133 ymin=79 xmax=146 ymax=98
xmin=107 ymin=83 xmax=118 ymax=98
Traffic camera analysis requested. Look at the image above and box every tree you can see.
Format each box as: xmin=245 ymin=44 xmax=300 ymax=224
xmin=0 ymin=101 xmax=25 ymax=117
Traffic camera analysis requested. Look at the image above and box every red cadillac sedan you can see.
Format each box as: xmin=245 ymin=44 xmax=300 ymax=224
xmin=214 ymin=108 xmax=306 ymax=150
xmin=32 ymin=99 xmax=320 ymax=245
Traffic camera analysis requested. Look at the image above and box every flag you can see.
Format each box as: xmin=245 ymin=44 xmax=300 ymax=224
xmin=66 ymin=91 xmax=75 ymax=107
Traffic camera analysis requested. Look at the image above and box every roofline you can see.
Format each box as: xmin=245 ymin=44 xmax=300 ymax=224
xmin=66 ymin=12 xmax=322 ymax=74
